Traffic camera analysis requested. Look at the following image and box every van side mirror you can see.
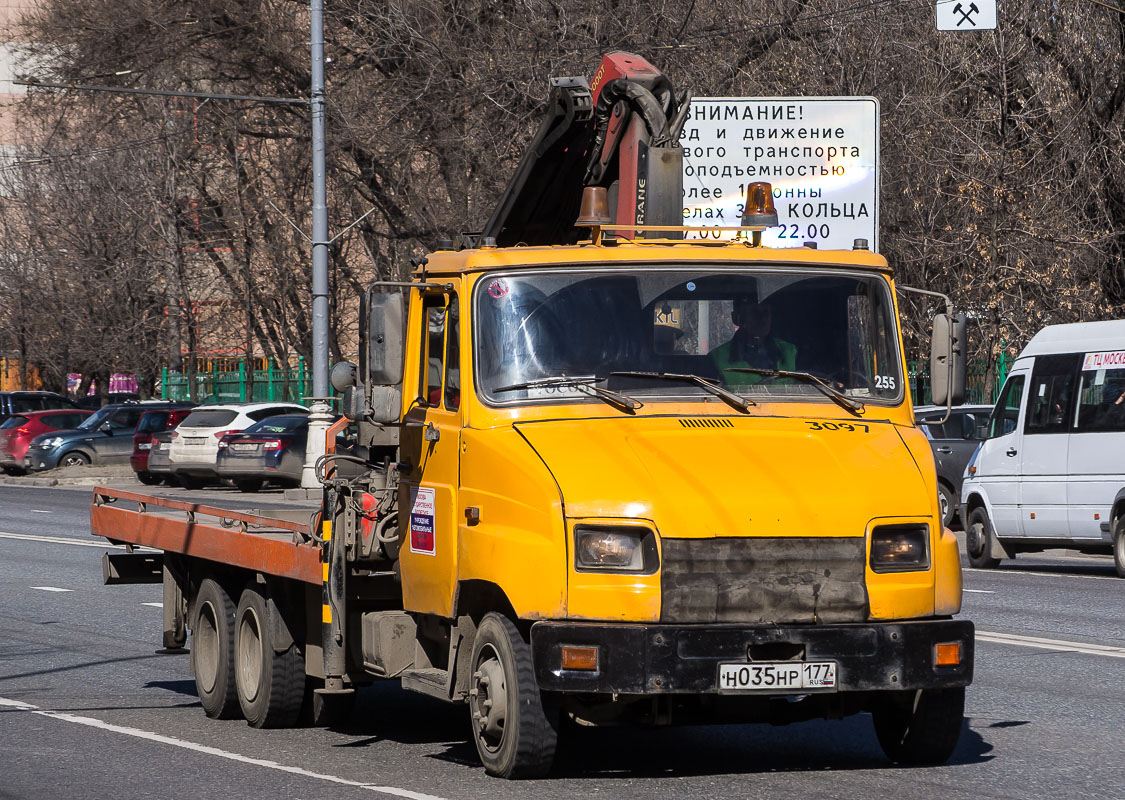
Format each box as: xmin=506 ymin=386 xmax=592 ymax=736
xmin=931 ymin=312 xmax=966 ymax=406
xmin=367 ymin=292 xmax=406 ymax=386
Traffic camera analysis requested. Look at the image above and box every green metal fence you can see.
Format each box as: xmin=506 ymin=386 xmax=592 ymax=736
xmin=907 ymin=351 xmax=1011 ymax=406
xmin=160 ymin=358 xmax=313 ymax=404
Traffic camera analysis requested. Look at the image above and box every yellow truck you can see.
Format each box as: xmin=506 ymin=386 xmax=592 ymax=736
xmin=92 ymin=52 xmax=973 ymax=779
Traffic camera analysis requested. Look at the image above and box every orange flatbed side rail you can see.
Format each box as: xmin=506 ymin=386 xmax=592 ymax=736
xmin=90 ymin=486 xmax=322 ymax=585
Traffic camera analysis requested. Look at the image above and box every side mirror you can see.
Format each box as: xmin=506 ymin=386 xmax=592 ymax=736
xmin=930 ymin=312 xmax=966 ymax=406
xmin=367 ymin=292 xmax=406 ymax=386
xmin=330 ymin=361 xmax=357 ymax=392
xmin=99 ymin=422 xmax=113 ymax=434
xmin=341 ymin=385 xmax=366 ymax=422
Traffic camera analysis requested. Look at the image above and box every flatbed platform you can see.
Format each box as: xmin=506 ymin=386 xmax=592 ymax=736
xmin=90 ymin=486 xmax=322 ymax=585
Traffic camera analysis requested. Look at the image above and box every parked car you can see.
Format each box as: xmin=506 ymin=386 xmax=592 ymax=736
xmin=216 ymin=415 xmax=314 ymax=492
xmin=24 ymin=401 xmax=177 ymax=470
xmin=168 ymin=402 xmax=308 ymax=489
xmin=145 ymin=430 xmax=175 ymax=483
xmin=0 ymin=409 xmax=93 ymax=474
xmin=75 ymin=392 xmax=142 ymax=411
xmin=0 ymin=391 xmax=79 ymax=422
xmin=131 ymin=404 xmax=195 ymax=485
xmin=960 ymin=319 xmax=1125 ymax=575
xmin=915 ymin=404 xmax=992 ymax=528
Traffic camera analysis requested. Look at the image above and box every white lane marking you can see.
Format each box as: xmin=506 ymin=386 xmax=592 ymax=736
xmin=30 ymin=586 xmax=73 ymax=593
xmin=142 ymin=602 xmax=163 ymax=608
xmin=965 ymin=566 xmax=1119 ymax=582
xmin=977 ymin=630 xmax=1125 ymax=659
xmin=0 ymin=531 xmax=156 ymax=551
xmin=0 ymin=696 xmax=448 ymax=800
xmin=964 ymin=589 xmax=994 ymax=594
xmin=30 ymin=509 xmax=51 ymax=514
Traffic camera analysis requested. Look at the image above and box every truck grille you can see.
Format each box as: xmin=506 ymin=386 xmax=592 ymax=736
xmin=660 ymin=536 xmax=869 ymax=624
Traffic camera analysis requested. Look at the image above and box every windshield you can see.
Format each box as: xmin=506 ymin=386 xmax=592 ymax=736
xmin=244 ymin=416 xmax=308 ymax=434
xmin=77 ymin=407 xmax=115 ymax=430
xmin=474 ymin=267 xmax=902 ymax=405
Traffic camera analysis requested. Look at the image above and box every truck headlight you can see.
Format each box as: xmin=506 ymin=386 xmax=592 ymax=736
xmin=870 ymin=524 xmax=930 ymax=572
xmin=574 ymin=525 xmax=657 ymax=573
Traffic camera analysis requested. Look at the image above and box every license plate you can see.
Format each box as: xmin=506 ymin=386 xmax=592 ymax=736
xmin=186 ymin=437 xmax=207 ymax=445
xmin=718 ymin=661 xmax=837 ymax=693
xmin=137 ymin=443 xmax=152 ymax=451
xmin=155 ymin=442 xmax=169 ymax=451
xmin=231 ymin=443 xmax=257 ymax=452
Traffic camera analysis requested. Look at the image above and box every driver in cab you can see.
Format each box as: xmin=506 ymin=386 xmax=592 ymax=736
xmin=710 ymin=293 xmax=796 ymax=387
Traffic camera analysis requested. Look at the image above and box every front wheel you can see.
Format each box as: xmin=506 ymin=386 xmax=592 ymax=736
xmin=873 ymin=687 xmax=965 ymax=765
xmin=59 ymin=451 xmax=89 ymax=467
xmin=468 ymin=613 xmax=558 ymax=778
xmin=1113 ymin=516 xmax=1125 ymax=579
xmin=965 ymin=507 xmax=1000 ymax=569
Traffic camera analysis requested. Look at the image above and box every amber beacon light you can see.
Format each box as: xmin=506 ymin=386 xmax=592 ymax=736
xmin=741 ymin=181 xmax=779 ymax=229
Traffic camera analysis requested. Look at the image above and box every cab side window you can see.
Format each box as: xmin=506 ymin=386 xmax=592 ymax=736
xmin=988 ymin=375 xmax=1025 ymax=438
xmin=444 ymin=295 xmax=460 ymax=411
xmin=422 ymin=297 xmax=446 ymax=407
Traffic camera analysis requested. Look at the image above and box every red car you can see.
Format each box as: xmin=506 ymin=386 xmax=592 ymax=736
xmin=131 ymin=405 xmax=194 ymax=485
xmin=0 ymin=409 xmax=93 ymax=474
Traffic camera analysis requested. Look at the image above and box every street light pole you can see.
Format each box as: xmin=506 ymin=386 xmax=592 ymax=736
xmin=302 ymin=0 xmax=333 ymax=488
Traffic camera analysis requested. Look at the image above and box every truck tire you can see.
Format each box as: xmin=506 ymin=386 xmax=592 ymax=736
xmin=191 ymin=578 xmax=241 ymax=719
xmin=468 ymin=613 xmax=558 ymax=778
xmin=965 ymin=507 xmax=1000 ymax=569
xmin=1113 ymin=516 xmax=1125 ymax=579
xmin=234 ymin=585 xmax=305 ymax=728
xmin=873 ymin=687 xmax=965 ymax=765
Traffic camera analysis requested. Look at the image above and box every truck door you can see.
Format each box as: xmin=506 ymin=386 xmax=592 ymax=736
xmin=975 ymin=369 xmax=1028 ymax=537
xmin=1020 ymin=354 xmax=1079 ymax=540
xmin=399 ymin=289 xmax=462 ymax=618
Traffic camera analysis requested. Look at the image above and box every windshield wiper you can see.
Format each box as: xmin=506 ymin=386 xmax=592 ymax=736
xmin=724 ymin=368 xmax=865 ymax=415
xmin=495 ymin=376 xmax=643 ymax=413
xmin=609 ymin=371 xmax=755 ymax=413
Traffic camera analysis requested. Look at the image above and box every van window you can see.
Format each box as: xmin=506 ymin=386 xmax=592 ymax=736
xmin=1075 ymin=366 xmax=1125 ymax=432
xmin=1025 ymin=354 xmax=1080 ymax=434
xmin=988 ymin=374 xmax=1025 ymax=438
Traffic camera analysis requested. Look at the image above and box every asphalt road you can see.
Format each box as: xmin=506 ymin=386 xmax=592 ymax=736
xmin=1 ymin=484 xmax=1123 ymax=800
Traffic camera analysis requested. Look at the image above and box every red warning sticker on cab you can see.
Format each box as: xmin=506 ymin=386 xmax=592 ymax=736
xmin=409 ymin=486 xmax=436 ymax=555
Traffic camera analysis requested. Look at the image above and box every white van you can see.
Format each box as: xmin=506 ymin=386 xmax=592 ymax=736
xmin=960 ymin=319 xmax=1125 ymax=576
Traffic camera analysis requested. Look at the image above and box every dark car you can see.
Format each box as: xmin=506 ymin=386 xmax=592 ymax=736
xmin=215 ymin=415 xmax=312 ymax=492
xmin=131 ymin=405 xmax=195 ymax=485
xmin=915 ymin=404 xmax=992 ymax=528
xmin=0 ymin=391 xmax=79 ymax=422
xmin=0 ymin=409 xmax=93 ymax=474
xmin=75 ymin=392 xmax=142 ymax=410
xmin=25 ymin=401 xmax=178 ymax=470
xmin=145 ymin=430 xmax=175 ymax=483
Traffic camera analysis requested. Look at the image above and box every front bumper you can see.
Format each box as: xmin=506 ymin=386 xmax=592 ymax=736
xmin=24 ymin=445 xmax=63 ymax=471
xmin=531 ymin=618 xmax=974 ymax=695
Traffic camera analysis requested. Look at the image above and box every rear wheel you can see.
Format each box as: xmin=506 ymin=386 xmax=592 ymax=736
xmin=468 ymin=613 xmax=558 ymax=778
xmin=136 ymin=471 xmax=162 ymax=486
xmin=235 ymin=479 xmax=263 ymax=493
xmin=873 ymin=687 xmax=965 ymax=765
xmin=965 ymin=507 xmax=1000 ymax=569
xmin=234 ymin=585 xmax=305 ymax=728
xmin=1113 ymin=516 xmax=1125 ymax=579
xmin=938 ymin=483 xmax=955 ymax=529
xmin=59 ymin=451 xmax=89 ymax=467
xmin=191 ymin=578 xmax=241 ymax=719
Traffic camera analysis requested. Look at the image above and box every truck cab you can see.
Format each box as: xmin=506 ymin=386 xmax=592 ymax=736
xmin=335 ymin=235 xmax=973 ymax=776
